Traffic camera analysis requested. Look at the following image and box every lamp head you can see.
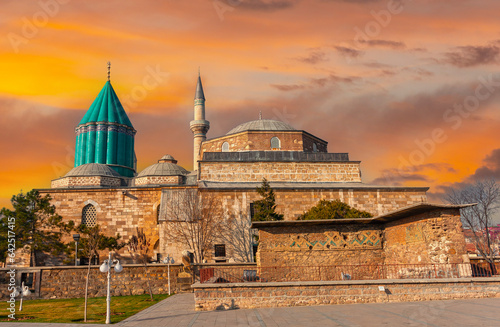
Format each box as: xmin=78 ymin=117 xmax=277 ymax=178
xmin=73 ymin=234 xmax=80 ymax=242
xmin=22 ymin=286 xmax=31 ymax=297
xmin=114 ymin=261 xmax=123 ymax=273
xmin=99 ymin=261 xmax=109 ymax=273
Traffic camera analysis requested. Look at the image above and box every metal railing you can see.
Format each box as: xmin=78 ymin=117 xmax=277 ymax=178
xmin=200 ymin=263 xmax=499 ymax=284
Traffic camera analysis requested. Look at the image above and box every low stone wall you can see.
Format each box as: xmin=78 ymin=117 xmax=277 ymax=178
xmin=0 ymin=264 xmax=183 ymax=300
xmin=192 ymin=277 xmax=500 ymax=311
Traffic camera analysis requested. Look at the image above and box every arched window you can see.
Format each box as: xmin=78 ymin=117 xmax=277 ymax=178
xmin=313 ymin=143 xmax=318 ymax=153
xmin=222 ymin=142 xmax=229 ymax=152
xmin=82 ymin=204 xmax=97 ymax=227
xmin=270 ymin=137 xmax=281 ymax=150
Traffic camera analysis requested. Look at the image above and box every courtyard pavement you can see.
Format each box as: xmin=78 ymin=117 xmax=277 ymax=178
xmin=1 ymin=294 xmax=500 ymax=327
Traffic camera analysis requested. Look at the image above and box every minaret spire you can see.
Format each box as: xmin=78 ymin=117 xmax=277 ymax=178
xmin=190 ymin=72 xmax=210 ymax=170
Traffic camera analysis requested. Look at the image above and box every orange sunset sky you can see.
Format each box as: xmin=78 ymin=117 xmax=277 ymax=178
xmin=1 ymin=0 xmax=499 ymax=222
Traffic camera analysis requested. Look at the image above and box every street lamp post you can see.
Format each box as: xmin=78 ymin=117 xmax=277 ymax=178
xmin=163 ymin=255 xmax=175 ymax=295
xmin=12 ymin=281 xmax=31 ymax=311
xmin=73 ymin=234 xmax=80 ymax=266
xmin=99 ymin=253 xmax=123 ymax=324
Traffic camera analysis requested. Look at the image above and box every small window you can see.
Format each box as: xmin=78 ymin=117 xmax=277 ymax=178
xmin=82 ymin=204 xmax=97 ymax=227
xmin=313 ymin=143 xmax=318 ymax=153
xmin=270 ymin=137 xmax=280 ymax=150
xmin=156 ymin=204 xmax=161 ymax=224
xmin=249 ymin=203 xmax=255 ymax=219
xmin=214 ymin=244 xmax=226 ymax=257
xmin=221 ymin=142 xmax=229 ymax=152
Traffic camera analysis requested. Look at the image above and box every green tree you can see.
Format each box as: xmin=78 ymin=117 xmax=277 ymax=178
xmin=252 ymin=178 xmax=284 ymax=221
xmin=0 ymin=190 xmax=74 ymax=266
xmin=298 ymin=199 xmax=373 ymax=220
xmin=76 ymin=224 xmax=123 ymax=322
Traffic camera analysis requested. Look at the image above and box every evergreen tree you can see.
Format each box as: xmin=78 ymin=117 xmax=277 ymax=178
xmin=252 ymin=178 xmax=284 ymax=221
xmin=0 ymin=190 xmax=74 ymax=266
xmin=298 ymin=199 xmax=373 ymax=220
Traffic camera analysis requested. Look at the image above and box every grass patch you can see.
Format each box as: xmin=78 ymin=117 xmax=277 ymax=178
xmin=0 ymin=293 xmax=172 ymax=324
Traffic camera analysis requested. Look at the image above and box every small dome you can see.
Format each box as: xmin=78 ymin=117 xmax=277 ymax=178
xmin=137 ymin=157 xmax=188 ymax=177
xmin=160 ymin=154 xmax=175 ymax=161
xmin=158 ymin=154 xmax=177 ymax=164
xmin=226 ymin=119 xmax=296 ymax=135
xmin=65 ymin=163 xmax=121 ymax=177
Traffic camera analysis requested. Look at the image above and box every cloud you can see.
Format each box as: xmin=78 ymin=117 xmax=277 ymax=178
xmin=370 ymin=163 xmax=455 ymax=186
xmin=334 ymin=46 xmax=363 ymax=58
xmin=371 ymin=172 xmax=432 ymax=186
xmin=357 ymin=39 xmax=406 ymax=49
xmin=444 ymin=45 xmax=500 ymax=67
xmin=270 ymin=84 xmax=306 ymax=91
xmin=270 ymin=73 xmax=359 ymax=91
xmin=295 ymin=50 xmax=328 ymax=64
xmin=466 ymin=148 xmax=500 ymax=181
xmin=236 ymin=0 xmax=297 ymax=11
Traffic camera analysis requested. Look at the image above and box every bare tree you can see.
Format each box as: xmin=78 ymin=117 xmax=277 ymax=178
xmin=220 ymin=211 xmax=256 ymax=262
xmin=166 ymin=189 xmax=225 ymax=263
xmin=77 ymin=224 xmax=122 ymax=322
xmin=128 ymin=227 xmax=154 ymax=300
xmin=445 ymin=179 xmax=500 ymax=265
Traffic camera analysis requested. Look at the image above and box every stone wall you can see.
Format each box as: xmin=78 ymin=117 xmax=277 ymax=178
xmin=384 ymin=209 xmax=468 ymax=265
xmin=201 ymin=131 xmax=327 ymax=155
xmin=254 ymin=208 xmax=468 ymax=275
xmin=135 ymin=175 xmax=184 ymax=186
xmin=0 ymin=264 xmax=182 ymax=300
xmin=199 ymin=162 xmax=362 ymax=183
xmin=209 ymin=188 xmax=427 ymax=220
xmin=38 ymin=187 xmax=162 ymax=264
xmin=257 ymin=225 xmax=384 ymax=270
xmin=192 ymin=278 xmax=500 ymax=311
xmin=51 ymin=176 xmax=122 ymax=188
xmin=37 ymin=185 xmax=427 ymax=266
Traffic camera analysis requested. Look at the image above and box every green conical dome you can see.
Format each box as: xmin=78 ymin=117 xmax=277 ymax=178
xmin=74 ymin=81 xmax=136 ymax=178
xmin=79 ymin=81 xmax=133 ymax=128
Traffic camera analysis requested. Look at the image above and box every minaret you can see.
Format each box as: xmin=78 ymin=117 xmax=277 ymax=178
xmin=189 ymin=72 xmax=210 ymax=170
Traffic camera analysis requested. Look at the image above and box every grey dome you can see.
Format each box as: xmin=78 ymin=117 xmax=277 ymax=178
xmin=137 ymin=162 xmax=188 ymax=177
xmin=226 ymin=119 xmax=296 ymax=135
xmin=160 ymin=154 xmax=175 ymax=161
xmin=65 ymin=163 xmax=121 ymax=177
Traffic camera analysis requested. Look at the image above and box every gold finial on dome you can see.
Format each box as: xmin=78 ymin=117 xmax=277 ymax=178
xmin=107 ymin=61 xmax=111 ymax=81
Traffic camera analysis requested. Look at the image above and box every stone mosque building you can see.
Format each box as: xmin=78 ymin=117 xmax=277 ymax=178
xmin=38 ymin=72 xmax=437 ymax=265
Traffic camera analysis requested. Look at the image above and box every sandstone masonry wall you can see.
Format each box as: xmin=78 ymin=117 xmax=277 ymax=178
xmin=201 ymin=131 xmax=327 ymax=155
xmin=384 ymin=209 xmax=468 ymax=265
xmin=39 ymin=187 xmax=162 ymax=263
xmin=211 ymin=188 xmax=427 ymax=220
xmin=0 ymin=265 xmax=182 ymax=300
xmin=199 ymin=162 xmax=362 ymax=183
xmin=192 ymin=278 xmax=500 ymax=311
xmin=135 ymin=175 xmax=183 ymax=186
xmin=51 ymin=176 xmax=121 ymax=188
xmin=257 ymin=225 xmax=384 ymax=270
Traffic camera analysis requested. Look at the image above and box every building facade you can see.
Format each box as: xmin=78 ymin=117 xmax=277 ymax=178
xmin=38 ymin=73 xmax=432 ymax=266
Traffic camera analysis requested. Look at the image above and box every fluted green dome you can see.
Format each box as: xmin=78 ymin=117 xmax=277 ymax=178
xmin=74 ymin=80 xmax=136 ymax=178
xmin=79 ymin=81 xmax=133 ymax=128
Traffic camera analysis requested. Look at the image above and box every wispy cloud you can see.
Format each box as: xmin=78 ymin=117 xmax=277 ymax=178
xmin=444 ymin=45 xmax=500 ymax=67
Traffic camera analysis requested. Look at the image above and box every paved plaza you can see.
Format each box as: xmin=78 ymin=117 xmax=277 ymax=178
xmin=2 ymin=294 xmax=500 ymax=327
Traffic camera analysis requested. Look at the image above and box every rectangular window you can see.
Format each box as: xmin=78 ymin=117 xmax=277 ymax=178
xmin=214 ymin=244 xmax=226 ymax=257
xmin=21 ymin=272 xmax=34 ymax=290
xmin=250 ymin=203 xmax=255 ymax=219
